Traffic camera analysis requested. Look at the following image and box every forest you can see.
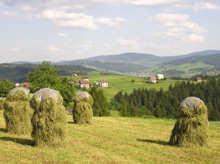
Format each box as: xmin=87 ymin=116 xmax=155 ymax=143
xmin=111 ymin=75 xmax=220 ymax=121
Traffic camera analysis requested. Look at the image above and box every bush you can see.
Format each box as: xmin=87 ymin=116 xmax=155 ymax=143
xmin=31 ymin=88 xmax=67 ymax=147
xmin=3 ymin=87 xmax=33 ymax=134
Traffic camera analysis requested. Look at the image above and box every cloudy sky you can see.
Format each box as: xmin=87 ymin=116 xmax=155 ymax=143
xmin=0 ymin=0 xmax=220 ymax=62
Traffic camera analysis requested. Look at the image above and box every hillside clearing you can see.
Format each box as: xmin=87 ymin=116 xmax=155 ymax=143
xmin=0 ymin=111 xmax=220 ymax=164
xmin=69 ymin=75 xmax=179 ymax=100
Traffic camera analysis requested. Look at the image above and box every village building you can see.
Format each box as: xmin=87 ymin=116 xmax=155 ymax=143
xmin=149 ymin=76 xmax=157 ymax=83
xmin=23 ymin=82 xmax=30 ymax=89
xmin=195 ymin=77 xmax=202 ymax=82
xmin=99 ymin=80 xmax=109 ymax=88
xmin=79 ymin=80 xmax=90 ymax=89
xmin=157 ymin=74 xmax=164 ymax=80
xmin=82 ymin=76 xmax=89 ymax=82
xmin=15 ymin=82 xmax=20 ymax=87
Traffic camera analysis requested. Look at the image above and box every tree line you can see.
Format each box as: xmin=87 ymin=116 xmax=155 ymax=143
xmin=110 ymin=76 xmax=220 ymax=121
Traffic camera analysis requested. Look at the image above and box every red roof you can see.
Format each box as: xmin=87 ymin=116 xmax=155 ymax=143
xmin=80 ymin=80 xmax=90 ymax=85
xmin=82 ymin=76 xmax=89 ymax=79
xmin=149 ymin=76 xmax=156 ymax=81
xmin=100 ymin=80 xmax=108 ymax=83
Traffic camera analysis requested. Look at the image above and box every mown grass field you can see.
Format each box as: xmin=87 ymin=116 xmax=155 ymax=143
xmin=0 ymin=110 xmax=220 ymax=164
xmin=69 ymin=74 xmax=179 ymax=100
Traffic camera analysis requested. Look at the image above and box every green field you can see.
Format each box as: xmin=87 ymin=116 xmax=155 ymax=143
xmin=145 ymin=62 xmax=214 ymax=78
xmin=69 ymin=74 xmax=179 ymax=100
xmin=0 ymin=111 xmax=220 ymax=164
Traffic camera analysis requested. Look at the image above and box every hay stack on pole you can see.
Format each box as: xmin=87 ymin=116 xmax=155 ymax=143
xmin=30 ymin=88 xmax=67 ymax=147
xmin=73 ymin=91 xmax=93 ymax=124
xmin=169 ymin=97 xmax=209 ymax=147
xmin=3 ymin=87 xmax=33 ymax=134
xmin=0 ymin=97 xmax=6 ymax=110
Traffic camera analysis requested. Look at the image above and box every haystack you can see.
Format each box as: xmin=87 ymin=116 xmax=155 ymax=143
xmin=73 ymin=91 xmax=93 ymax=124
xmin=169 ymin=97 xmax=208 ymax=147
xmin=30 ymin=88 xmax=67 ymax=147
xmin=0 ymin=97 xmax=6 ymax=110
xmin=3 ymin=87 xmax=33 ymax=134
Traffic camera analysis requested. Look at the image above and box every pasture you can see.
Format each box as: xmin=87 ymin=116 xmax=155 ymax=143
xmin=69 ymin=74 xmax=179 ymax=100
xmin=0 ymin=110 xmax=219 ymax=164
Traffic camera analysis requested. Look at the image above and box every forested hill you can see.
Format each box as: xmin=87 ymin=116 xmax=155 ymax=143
xmin=164 ymin=53 xmax=220 ymax=68
xmin=0 ymin=63 xmax=96 ymax=82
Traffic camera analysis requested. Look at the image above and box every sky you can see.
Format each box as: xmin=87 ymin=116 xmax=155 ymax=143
xmin=0 ymin=0 xmax=220 ymax=62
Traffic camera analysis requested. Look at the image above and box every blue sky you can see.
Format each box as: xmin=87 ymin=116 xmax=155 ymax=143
xmin=0 ymin=0 xmax=220 ymax=62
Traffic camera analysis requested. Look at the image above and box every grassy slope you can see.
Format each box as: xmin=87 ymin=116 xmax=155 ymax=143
xmin=70 ymin=74 xmax=178 ymax=100
xmin=145 ymin=62 xmax=214 ymax=78
xmin=0 ymin=111 xmax=220 ymax=164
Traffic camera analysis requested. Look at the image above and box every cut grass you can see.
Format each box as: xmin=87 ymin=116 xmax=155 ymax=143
xmin=0 ymin=110 xmax=220 ymax=164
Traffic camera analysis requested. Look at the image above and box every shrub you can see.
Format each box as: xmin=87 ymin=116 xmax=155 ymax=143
xmin=3 ymin=87 xmax=33 ymax=134
xmin=31 ymin=88 xmax=67 ymax=147
xmin=169 ymin=97 xmax=208 ymax=147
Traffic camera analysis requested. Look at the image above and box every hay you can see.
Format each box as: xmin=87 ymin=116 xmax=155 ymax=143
xmin=73 ymin=91 xmax=93 ymax=124
xmin=3 ymin=87 xmax=33 ymax=134
xmin=30 ymin=88 xmax=67 ymax=147
xmin=169 ymin=97 xmax=208 ymax=147
xmin=0 ymin=97 xmax=6 ymax=110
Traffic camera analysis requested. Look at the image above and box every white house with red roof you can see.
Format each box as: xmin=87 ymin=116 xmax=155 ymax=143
xmin=149 ymin=76 xmax=157 ymax=83
xmin=79 ymin=80 xmax=90 ymax=89
xmin=82 ymin=76 xmax=89 ymax=82
xmin=99 ymin=80 xmax=109 ymax=88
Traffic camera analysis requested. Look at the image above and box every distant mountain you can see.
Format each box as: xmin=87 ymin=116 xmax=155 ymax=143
xmin=56 ymin=50 xmax=220 ymax=74
xmin=179 ymin=50 xmax=220 ymax=58
xmin=0 ymin=63 xmax=96 ymax=82
xmin=56 ymin=53 xmax=178 ymax=72
xmin=1 ymin=50 xmax=220 ymax=79
xmin=146 ymin=53 xmax=220 ymax=78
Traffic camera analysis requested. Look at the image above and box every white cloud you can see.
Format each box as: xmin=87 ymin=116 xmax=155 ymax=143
xmin=80 ymin=40 xmax=93 ymax=49
xmin=118 ymin=38 xmax=141 ymax=50
xmin=2 ymin=11 xmax=19 ymax=17
xmin=128 ymin=0 xmax=185 ymax=6
xmin=7 ymin=48 xmax=21 ymax=53
xmin=47 ymin=46 xmax=59 ymax=52
xmin=96 ymin=17 xmax=127 ymax=26
xmin=58 ymin=32 xmax=68 ymax=37
xmin=39 ymin=9 xmax=98 ymax=30
xmin=175 ymin=2 xmax=219 ymax=11
xmin=151 ymin=13 xmax=206 ymax=43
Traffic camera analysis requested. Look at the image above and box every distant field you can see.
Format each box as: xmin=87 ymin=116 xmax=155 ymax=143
xmin=0 ymin=111 xmax=219 ymax=164
xmin=145 ymin=62 xmax=214 ymax=78
xmin=69 ymin=74 xmax=180 ymax=100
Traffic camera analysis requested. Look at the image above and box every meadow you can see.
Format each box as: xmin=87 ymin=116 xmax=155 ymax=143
xmin=0 ymin=110 xmax=220 ymax=164
xmin=69 ymin=74 xmax=179 ymax=100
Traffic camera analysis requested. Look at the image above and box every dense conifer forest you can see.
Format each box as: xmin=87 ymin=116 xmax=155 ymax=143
xmin=111 ymin=75 xmax=220 ymax=121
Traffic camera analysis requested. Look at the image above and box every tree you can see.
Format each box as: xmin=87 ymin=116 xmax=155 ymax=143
xmin=0 ymin=79 xmax=15 ymax=97
xmin=27 ymin=61 xmax=74 ymax=107
xmin=89 ymin=87 xmax=110 ymax=116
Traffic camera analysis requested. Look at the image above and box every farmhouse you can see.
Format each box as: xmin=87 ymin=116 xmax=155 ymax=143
xmin=195 ymin=77 xmax=202 ymax=82
xmin=82 ymin=76 xmax=89 ymax=82
xmin=157 ymin=74 xmax=164 ymax=80
xmin=99 ymin=80 xmax=109 ymax=88
xmin=79 ymin=80 xmax=90 ymax=89
xmin=149 ymin=76 xmax=157 ymax=83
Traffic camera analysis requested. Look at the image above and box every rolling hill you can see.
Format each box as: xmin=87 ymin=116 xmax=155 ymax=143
xmin=146 ymin=53 xmax=220 ymax=78
xmin=0 ymin=63 xmax=96 ymax=82
xmin=56 ymin=50 xmax=220 ymax=76
xmin=1 ymin=50 xmax=220 ymax=81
